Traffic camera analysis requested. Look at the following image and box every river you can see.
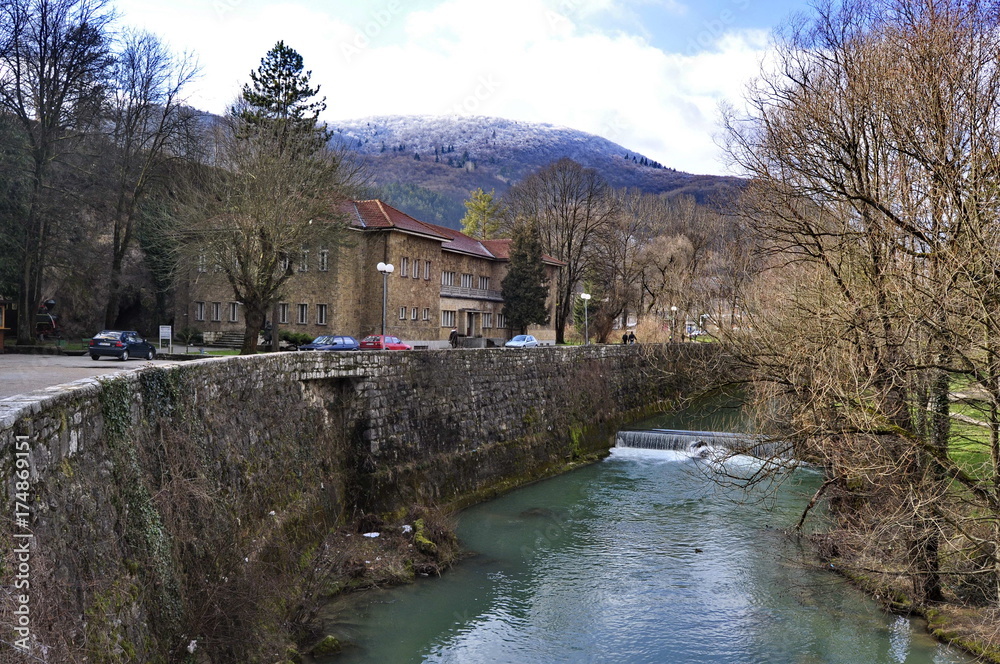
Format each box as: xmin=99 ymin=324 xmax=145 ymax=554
xmin=315 ymin=405 xmax=974 ymax=663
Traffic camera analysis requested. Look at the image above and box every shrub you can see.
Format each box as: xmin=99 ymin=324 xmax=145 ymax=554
xmin=177 ymin=326 xmax=203 ymax=345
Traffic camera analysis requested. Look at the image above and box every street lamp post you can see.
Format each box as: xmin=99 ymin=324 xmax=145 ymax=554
xmin=377 ymin=262 xmax=394 ymax=336
xmin=581 ymin=293 xmax=592 ymax=345
xmin=670 ymin=305 xmax=678 ymax=342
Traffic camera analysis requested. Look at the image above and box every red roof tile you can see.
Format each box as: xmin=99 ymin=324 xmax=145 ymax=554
xmin=344 ymin=199 xmax=563 ymax=265
xmin=481 ymin=239 xmax=511 ymax=260
xmin=345 ymin=200 xmax=451 ymax=240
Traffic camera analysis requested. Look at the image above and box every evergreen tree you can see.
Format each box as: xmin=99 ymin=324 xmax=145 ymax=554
xmin=501 ymin=221 xmax=549 ymax=334
xmin=459 ymin=188 xmax=503 ymax=240
xmin=235 ymin=40 xmax=330 ymax=153
xmin=197 ymin=41 xmax=357 ymax=355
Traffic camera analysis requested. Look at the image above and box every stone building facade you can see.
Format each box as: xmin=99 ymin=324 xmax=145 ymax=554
xmin=174 ymin=200 xmax=563 ymax=347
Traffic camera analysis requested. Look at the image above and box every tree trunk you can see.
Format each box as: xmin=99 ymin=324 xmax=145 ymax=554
xmin=104 ymin=265 xmax=123 ymax=329
xmin=17 ymin=177 xmax=46 ymax=345
xmin=270 ymin=302 xmax=281 ymax=352
xmin=241 ymin=306 xmax=266 ymax=355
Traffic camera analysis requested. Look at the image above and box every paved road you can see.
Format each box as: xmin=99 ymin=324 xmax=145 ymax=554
xmin=0 ymin=353 xmax=183 ymax=400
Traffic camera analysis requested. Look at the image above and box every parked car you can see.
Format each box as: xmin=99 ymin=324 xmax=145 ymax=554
xmin=298 ymin=335 xmax=360 ymax=351
xmin=89 ymin=330 xmax=156 ymax=361
xmin=505 ymin=334 xmax=539 ymax=348
xmin=359 ymin=334 xmax=412 ymax=350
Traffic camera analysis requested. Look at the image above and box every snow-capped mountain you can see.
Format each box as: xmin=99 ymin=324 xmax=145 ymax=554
xmin=329 ymin=115 xmax=740 ymax=228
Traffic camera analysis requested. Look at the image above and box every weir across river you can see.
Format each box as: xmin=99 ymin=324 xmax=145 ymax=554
xmin=615 ymin=427 xmax=788 ymax=459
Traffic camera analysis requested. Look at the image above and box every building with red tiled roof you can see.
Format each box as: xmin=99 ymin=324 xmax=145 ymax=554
xmin=174 ymin=200 xmax=562 ymax=348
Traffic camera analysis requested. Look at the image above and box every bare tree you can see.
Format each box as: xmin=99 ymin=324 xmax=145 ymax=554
xmin=0 ymin=0 xmax=114 ymax=343
xmin=723 ymin=0 xmax=1000 ymax=606
xmin=178 ymin=42 xmax=363 ymax=355
xmin=504 ymin=158 xmax=615 ymax=344
xmin=586 ymin=188 xmax=652 ymax=341
xmin=100 ymin=30 xmax=198 ymax=329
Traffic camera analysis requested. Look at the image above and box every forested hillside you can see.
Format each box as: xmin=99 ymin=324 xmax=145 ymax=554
xmin=334 ymin=115 xmax=741 ymax=228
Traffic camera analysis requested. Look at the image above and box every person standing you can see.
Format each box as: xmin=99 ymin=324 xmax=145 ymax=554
xmin=449 ymin=328 xmax=459 ymax=348
xmin=628 ymin=331 xmax=636 ymax=344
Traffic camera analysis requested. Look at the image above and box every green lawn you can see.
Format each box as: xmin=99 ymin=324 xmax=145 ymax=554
xmin=949 ymin=398 xmax=995 ymax=479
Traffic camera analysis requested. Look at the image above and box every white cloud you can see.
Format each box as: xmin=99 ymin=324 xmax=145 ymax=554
xmin=112 ymin=0 xmax=771 ymax=175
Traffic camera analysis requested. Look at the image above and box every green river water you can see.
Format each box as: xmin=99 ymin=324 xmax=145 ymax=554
xmin=315 ymin=405 xmax=976 ymax=664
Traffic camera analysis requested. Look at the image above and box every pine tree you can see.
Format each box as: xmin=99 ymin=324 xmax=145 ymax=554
xmin=235 ymin=41 xmax=330 ymax=153
xmin=200 ymin=41 xmax=357 ymax=355
xmin=501 ymin=221 xmax=549 ymax=334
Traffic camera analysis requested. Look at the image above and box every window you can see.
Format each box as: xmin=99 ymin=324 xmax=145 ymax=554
xmin=280 ymin=254 xmax=290 ymax=272
xmin=319 ymin=250 xmax=329 ymax=272
xmin=461 ymin=273 xmax=473 ymax=288
xmin=411 ymin=307 xmax=418 ymax=320
xmin=441 ymin=271 xmax=455 ymax=286
xmin=483 ymin=313 xmax=493 ymax=329
xmin=399 ymin=306 xmax=406 ymax=320
xmin=299 ymin=249 xmax=309 ymax=272
xmin=401 ymin=257 xmax=409 ymax=277
xmin=479 ymin=276 xmax=490 ymax=290
xmin=194 ymin=302 xmax=205 ymax=322
xmin=317 ymin=304 xmax=328 ymax=325
xmin=422 ymin=308 xmax=429 ymax=321
xmin=197 ymin=252 xmax=207 ymax=273
xmin=497 ymin=313 xmax=507 ymax=329
xmin=212 ymin=302 xmax=222 ymax=322
xmin=413 ymin=259 xmax=420 ymax=279
xmin=278 ymin=303 xmax=289 ymax=324
xmin=229 ymin=302 xmax=240 ymax=323
xmin=441 ymin=310 xmax=456 ymax=327
xmin=297 ymin=304 xmax=308 ymax=324
xmin=424 ymin=261 xmax=431 ymax=280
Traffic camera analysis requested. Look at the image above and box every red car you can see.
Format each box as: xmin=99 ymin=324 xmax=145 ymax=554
xmin=359 ymin=334 xmax=412 ymax=350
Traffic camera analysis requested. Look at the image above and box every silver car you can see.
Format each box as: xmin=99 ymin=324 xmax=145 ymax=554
xmin=505 ymin=334 xmax=539 ymax=348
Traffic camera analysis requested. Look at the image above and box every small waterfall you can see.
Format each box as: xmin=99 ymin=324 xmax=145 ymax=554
xmin=615 ymin=428 xmax=786 ymax=458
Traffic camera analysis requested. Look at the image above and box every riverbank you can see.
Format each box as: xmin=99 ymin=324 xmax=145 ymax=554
xmin=291 ymin=507 xmax=464 ymax=661
xmin=822 ymin=549 xmax=1000 ymax=663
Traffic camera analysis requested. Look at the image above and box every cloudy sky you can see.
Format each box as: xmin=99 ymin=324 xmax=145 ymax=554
xmin=112 ymin=0 xmax=807 ymax=176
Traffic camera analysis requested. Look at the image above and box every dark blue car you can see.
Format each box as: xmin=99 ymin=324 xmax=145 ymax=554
xmin=89 ymin=330 xmax=156 ymax=361
xmin=298 ymin=335 xmax=360 ymax=351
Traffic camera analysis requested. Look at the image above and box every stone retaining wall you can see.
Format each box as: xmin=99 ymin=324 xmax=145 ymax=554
xmin=0 ymin=344 xmax=715 ymax=662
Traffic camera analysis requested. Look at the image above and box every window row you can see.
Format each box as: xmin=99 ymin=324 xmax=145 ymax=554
xmin=274 ymin=303 xmax=330 ymax=325
xmin=195 ymin=301 xmax=333 ymax=326
xmin=440 ymin=271 xmax=490 ymax=289
xmin=193 ymin=301 xmax=241 ymax=323
xmin=199 ymin=250 xmax=330 ymax=274
xmin=280 ymin=249 xmax=330 ymax=273
xmin=399 ymin=257 xmax=432 ymax=280
xmin=399 ymin=306 xmax=431 ymax=321
xmin=438 ymin=311 xmax=505 ymax=329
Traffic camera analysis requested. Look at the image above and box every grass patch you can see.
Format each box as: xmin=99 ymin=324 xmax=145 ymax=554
xmin=183 ymin=349 xmax=243 ymax=356
xmin=949 ymin=429 xmax=992 ymax=479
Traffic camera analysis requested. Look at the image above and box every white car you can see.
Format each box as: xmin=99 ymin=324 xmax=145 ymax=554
xmin=505 ymin=334 xmax=539 ymax=348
